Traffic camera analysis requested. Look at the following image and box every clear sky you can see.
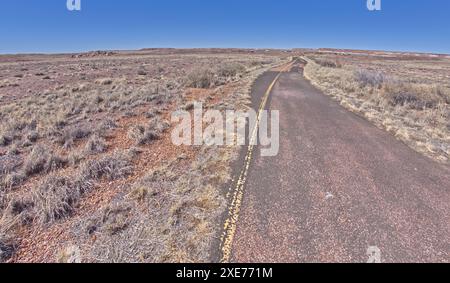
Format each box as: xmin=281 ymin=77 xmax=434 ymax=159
xmin=0 ymin=0 xmax=449 ymax=54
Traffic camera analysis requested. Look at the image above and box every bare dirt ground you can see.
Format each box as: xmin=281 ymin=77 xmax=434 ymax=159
xmin=0 ymin=49 xmax=287 ymax=263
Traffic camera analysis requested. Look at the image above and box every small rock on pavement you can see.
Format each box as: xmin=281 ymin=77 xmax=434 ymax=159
xmin=325 ymin=192 xmax=334 ymax=200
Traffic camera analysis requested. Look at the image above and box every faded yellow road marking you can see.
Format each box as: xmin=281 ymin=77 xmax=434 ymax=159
xmin=219 ymin=62 xmax=292 ymax=263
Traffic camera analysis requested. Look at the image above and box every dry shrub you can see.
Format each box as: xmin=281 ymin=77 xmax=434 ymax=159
xmin=381 ymin=83 xmax=449 ymax=109
xmin=217 ymin=62 xmax=245 ymax=78
xmin=186 ymin=68 xmax=215 ymax=89
xmin=4 ymin=195 xmax=34 ymax=222
xmin=314 ymin=58 xmax=342 ymax=68
xmin=354 ymin=69 xmax=386 ymax=88
xmin=0 ymin=119 xmax=36 ymax=147
xmin=186 ymin=63 xmax=246 ymax=89
xmin=26 ymin=131 xmax=39 ymax=143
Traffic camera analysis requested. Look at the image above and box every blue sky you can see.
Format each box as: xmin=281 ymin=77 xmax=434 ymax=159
xmin=0 ymin=0 xmax=449 ymax=54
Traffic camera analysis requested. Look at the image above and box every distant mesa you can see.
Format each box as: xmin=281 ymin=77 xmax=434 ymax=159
xmin=71 ymin=50 xmax=116 ymax=58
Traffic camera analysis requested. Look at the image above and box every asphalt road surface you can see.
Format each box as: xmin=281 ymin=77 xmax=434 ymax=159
xmin=228 ymin=62 xmax=450 ymax=263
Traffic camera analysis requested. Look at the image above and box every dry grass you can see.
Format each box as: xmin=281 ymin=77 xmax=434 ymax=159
xmin=23 ymin=145 xmax=67 ymax=176
xmin=84 ymin=134 xmax=107 ymax=155
xmin=0 ymin=223 xmax=16 ymax=263
xmin=304 ymin=54 xmax=450 ymax=163
xmin=82 ymin=148 xmax=230 ymax=263
xmin=1 ymin=150 xmax=133 ymax=227
xmin=31 ymin=173 xmax=91 ymax=224
xmin=311 ymin=57 xmax=342 ymax=69
xmin=1 ymin=145 xmax=67 ymax=191
xmin=0 ymin=50 xmax=287 ymax=262
xmin=79 ymin=151 xmax=133 ymax=181
xmin=186 ymin=68 xmax=216 ymax=89
xmin=185 ymin=62 xmax=247 ymax=89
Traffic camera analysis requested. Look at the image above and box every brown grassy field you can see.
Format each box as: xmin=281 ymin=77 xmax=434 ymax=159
xmin=303 ymin=51 xmax=450 ymax=164
xmin=0 ymin=49 xmax=287 ymax=262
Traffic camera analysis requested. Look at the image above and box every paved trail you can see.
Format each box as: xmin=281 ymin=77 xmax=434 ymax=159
xmin=226 ymin=62 xmax=450 ymax=263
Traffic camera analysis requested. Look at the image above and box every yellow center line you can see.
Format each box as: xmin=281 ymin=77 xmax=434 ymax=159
xmin=219 ymin=62 xmax=292 ymax=263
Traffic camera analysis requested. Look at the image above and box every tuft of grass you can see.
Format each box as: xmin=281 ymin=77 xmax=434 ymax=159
xmin=127 ymin=117 xmax=169 ymax=146
xmin=1 ymin=172 xmax=26 ymax=191
xmin=0 ymin=230 xmax=15 ymax=263
xmin=137 ymin=70 xmax=147 ymax=76
xmin=95 ymin=78 xmax=113 ymax=85
xmin=0 ymin=132 xmax=12 ymax=147
xmin=127 ymin=125 xmax=145 ymax=144
xmin=26 ymin=131 xmax=39 ymax=144
xmin=84 ymin=134 xmax=108 ymax=155
xmin=56 ymin=126 xmax=92 ymax=148
xmin=182 ymin=102 xmax=195 ymax=111
xmin=31 ymin=173 xmax=91 ymax=224
xmin=128 ymin=187 xmax=149 ymax=202
xmin=80 ymin=151 xmax=133 ymax=181
xmin=87 ymin=204 xmax=132 ymax=236
xmin=23 ymin=145 xmax=67 ymax=177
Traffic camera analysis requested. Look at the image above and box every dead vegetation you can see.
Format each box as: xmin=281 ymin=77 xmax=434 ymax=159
xmin=312 ymin=57 xmax=342 ymax=69
xmin=127 ymin=117 xmax=170 ymax=146
xmin=185 ymin=62 xmax=246 ymax=89
xmin=304 ymin=54 xmax=450 ymax=163
xmin=31 ymin=173 xmax=91 ymax=224
xmin=0 ymin=50 xmax=286 ymax=262
xmin=81 ymin=147 xmax=231 ymax=263
xmin=0 ymin=221 xmax=16 ymax=263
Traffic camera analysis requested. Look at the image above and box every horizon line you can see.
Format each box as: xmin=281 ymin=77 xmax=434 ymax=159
xmin=1 ymin=46 xmax=449 ymax=57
